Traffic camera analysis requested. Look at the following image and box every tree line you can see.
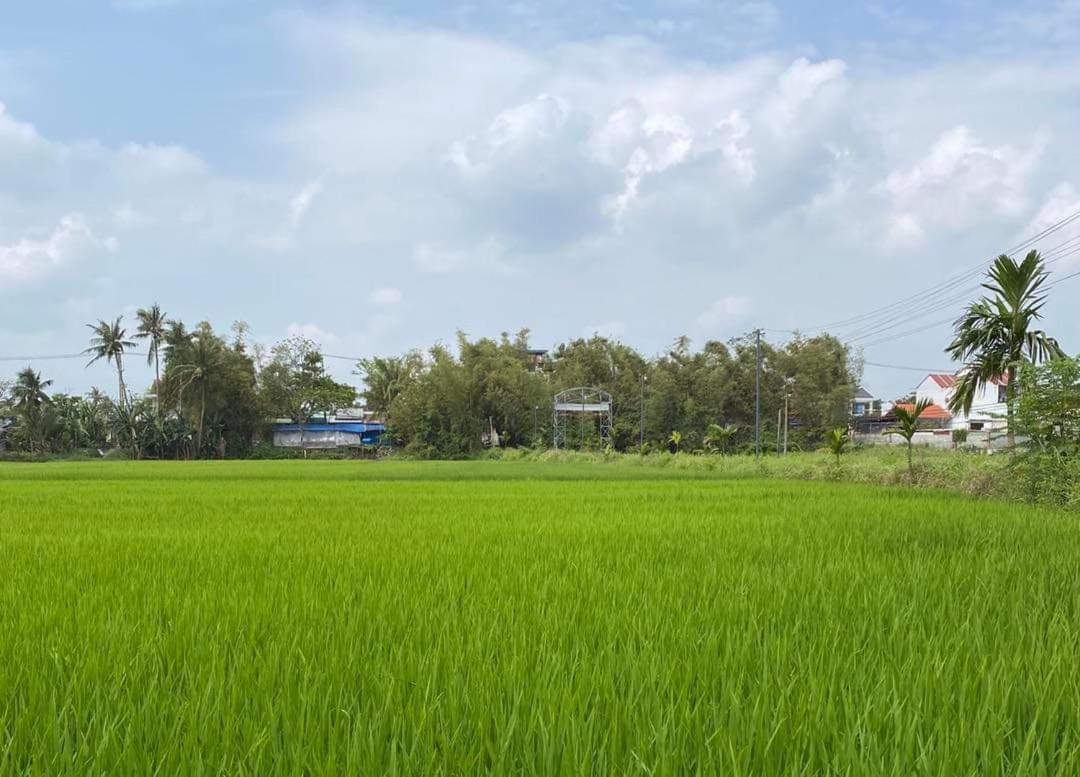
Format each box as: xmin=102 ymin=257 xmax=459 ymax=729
xmin=0 ymin=311 xmax=859 ymax=458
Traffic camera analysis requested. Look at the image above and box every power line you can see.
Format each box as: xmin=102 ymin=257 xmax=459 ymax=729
xmin=797 ymin=207 xmax=1080 ymax=335
xmin=863 ymin=360 xmax=956 ymax=373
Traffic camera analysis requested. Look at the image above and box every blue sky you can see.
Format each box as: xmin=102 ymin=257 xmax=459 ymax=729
xmin=3 ymin=0 xmax=1080 ymax=401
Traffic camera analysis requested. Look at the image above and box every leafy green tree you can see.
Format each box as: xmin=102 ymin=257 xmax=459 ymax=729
xmin=85 ymin=317 xmax=137 ymax=408
xmin=947 ymin=251 xmax=1065 ymax=446
xmin=825 ymin=427 xmax=849 ymax=466
xmin=260 ymin=336 xmax=356 ymax=451
xmin=887 ymin=398 xmax=931 ymax=479
xmin=135 ymin=303 xmax=168 ymax=413
xmin=1015 ymin=357 xmax=1080 ymax=450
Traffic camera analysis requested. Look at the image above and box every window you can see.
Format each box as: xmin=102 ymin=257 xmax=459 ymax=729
xmin=969 ymin=421 xmax=984 ymax=431
xmin=997 ymin=384 xmax=1007 ymax=404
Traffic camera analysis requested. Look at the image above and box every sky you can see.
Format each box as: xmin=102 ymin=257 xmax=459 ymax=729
xmin=3 ymin=0 xmax=1080 ymax=401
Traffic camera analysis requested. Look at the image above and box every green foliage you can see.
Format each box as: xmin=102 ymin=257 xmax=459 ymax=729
xmin=825 ymin=427 xmax=849 ymax=465
xmin=2 ymin=462 xmax=1080 ymax=773
xmin=947 ymin=251 xmax=1065 ymax=444
xmin=258 ymin=335 xmax=355 ymax=452
xmin=888 ymin=398 xmax=932 ymax=478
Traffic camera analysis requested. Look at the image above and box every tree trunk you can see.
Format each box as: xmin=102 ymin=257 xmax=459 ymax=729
xmin=1006 ymin=366 xmax=1017 ymax=449
xmin=116 ymin=356 xmax=128 ymax=409
xmin=153 ymin=347 xmax=161 ymax=416
xmin=197 ymin=384 xmax=206 ymax=457
xmin=907 ymin=441 xmax=914 ymax=480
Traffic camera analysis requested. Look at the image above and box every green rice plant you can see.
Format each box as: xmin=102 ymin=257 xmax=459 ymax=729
xmin=1 ymin=460 xmax=1078 ymax=774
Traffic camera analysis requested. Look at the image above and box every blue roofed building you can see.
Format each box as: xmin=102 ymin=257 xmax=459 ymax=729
xmin=271 ymin=408 xmax=386 ymax=450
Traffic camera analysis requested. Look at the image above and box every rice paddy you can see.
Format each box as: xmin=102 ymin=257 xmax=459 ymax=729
xmin=1 ymin=460 xmax=1079 ymax=775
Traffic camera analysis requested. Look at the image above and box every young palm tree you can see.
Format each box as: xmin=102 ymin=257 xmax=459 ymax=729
xmin=85 ymin=318 xmax=137 ymax=408
xmin=135 ymin=304 xmax=168 ymax=413
xmin=667 ymin=430 xmax=683 ymax=453
xmin=947 ymin=251 xmax=1064 ymax=446
xmin=703 ymin=423 xmax=738 ymax=455
xmin=825 ymin=427 xmax=849 ymax=466
xmin=12 ymin=367 xmax=52 ymax=410
xmin=888 ymin=398 xmax=931 ymax=479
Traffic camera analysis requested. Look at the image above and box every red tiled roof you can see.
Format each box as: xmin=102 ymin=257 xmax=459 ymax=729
xmin=895 ymin=402 xmax=952 ymax=421
xmin=928 ymin=373 xmax=956 ymax=388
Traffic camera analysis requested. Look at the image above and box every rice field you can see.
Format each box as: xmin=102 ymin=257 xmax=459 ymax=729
xmin=1 ymin=460 xmax=1079 ymax=775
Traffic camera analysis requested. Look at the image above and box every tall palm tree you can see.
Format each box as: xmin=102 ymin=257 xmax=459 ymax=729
xmin=170 ymin=332 xmax=222 ymax=455
xmin=85 ymin=317 xmax=137 ymax=408
xmin=947 ymin=251 xmax=1065 ymax=446
xmin=12 ymin=367 xmax=52 ymax=410
xmin=135 ymin=304 xmax=168 ymax=413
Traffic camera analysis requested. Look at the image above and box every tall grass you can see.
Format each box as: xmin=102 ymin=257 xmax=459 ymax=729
xmin=1 ymin=461 xmax=1078 ymax=774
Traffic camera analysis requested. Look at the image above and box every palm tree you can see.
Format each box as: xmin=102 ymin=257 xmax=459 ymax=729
xmin=85 ymin=318 xmax=137 ymax=408
xmin=825 ymin=427 xmax=849 ymax=466
xmin=703 ymin=423 xmax=738 ymax=455
xmin=947 ymin=251 xmax=1064 ymax=447
xmin=888 ymin=398 xmax=931 ymax=479
xmin=12 ymin=368 xmax=52 ymax=410
xmin=170 ymin=332 xmax=222 ymax=455
xmin=356 ymin=355 xmax=417 ymax=418
xmin=135 ymin=304 xmax=168 ymax=413
xmin=667 ymin=430 xmax=683 ymax=454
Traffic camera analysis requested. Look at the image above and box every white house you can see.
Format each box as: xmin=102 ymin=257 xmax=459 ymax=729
xmin=914 ymin=372 xmax=1009 ymax=445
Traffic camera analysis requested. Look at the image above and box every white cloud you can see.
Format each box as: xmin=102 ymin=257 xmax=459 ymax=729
xmin=761 ymin=57 xmax=847 ymax=136
xmin=289 ymin=178 xmax=323 ymax=227
xmin=1025 ymin=182 xmax=1080 ymax=269
xmin=0 ymin=214 xmax=115 ymax=284
xmin=368 ymin=287 xmax=403 ymax=305
xmin=696 ymin=295 xmax=751 ymax=329
xmin=448 ymin=93 xmax=570 ymax=175
xmin=879 ymin=126 xmax=1046 ymax=247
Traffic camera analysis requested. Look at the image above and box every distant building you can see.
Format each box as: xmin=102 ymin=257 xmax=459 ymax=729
xmin=271 ymin=409 xmax=385 ymax=449
xmin=915 ymin=372 xmax=1008 ymax=435
xmin=851 ymin=386 xmax=880 ymax=417
xmin=526 ymin=349 xmax=548 ymax=372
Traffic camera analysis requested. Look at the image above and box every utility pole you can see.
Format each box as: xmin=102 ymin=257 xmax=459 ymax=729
xmin=639 ymin=374 xmax=647 ymax=448
xmin=754 ymin=329 xmax=762 ymax=459
xmin=783 ymin=376 xmax=794 ymax=456
xmin=777 ymin=408 xmax=782 ymax=456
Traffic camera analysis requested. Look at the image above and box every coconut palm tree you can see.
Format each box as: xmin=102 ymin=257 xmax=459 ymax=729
xmin=947 ymin=251 xmax=1064 ymax=447
xmin=85 ymin=318 xmax=137 ymax=408
xmin=12 ymin=367 xmax=52 ymax=410
xmin=135 ymin=304 xmax=167 ymax=413
xmin=887 ymin=398 xmax=931 ymax=479
xmin=170 ymin=332 xmax=223 ymax=455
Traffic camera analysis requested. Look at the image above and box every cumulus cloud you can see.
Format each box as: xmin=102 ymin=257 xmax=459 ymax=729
xmin=879 ymin=126 xmax=1046 ymax=246
xmin=1025 ymin=182 xmax=1080 ymax=269
xmin=0 ymin=214 xmax=115 ymax=284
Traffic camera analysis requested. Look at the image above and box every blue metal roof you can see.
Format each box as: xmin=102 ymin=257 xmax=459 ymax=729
xmin=273 ymin=422 xmax=385 ymax=433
